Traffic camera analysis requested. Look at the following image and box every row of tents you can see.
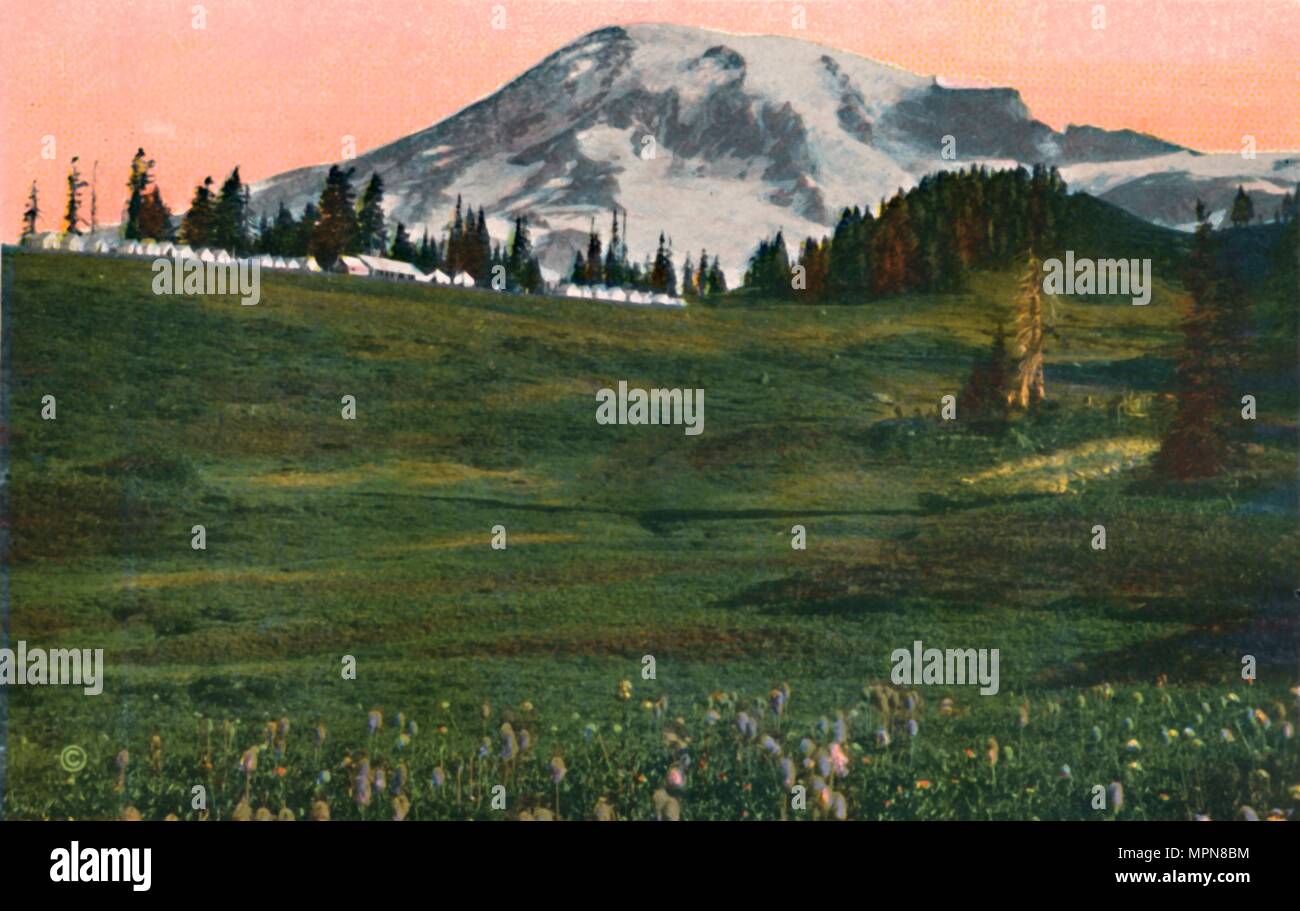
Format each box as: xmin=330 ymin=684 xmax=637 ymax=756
xmin=558 ymin=283 xmax=685 ymax=307
xmin=22 ymin=232 xmax=686 ymax=305
xmin=23 ymin=232 xmax=478 ymax=286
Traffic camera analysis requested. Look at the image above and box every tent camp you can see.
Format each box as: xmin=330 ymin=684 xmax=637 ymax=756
xmin=452 ymin=271 xmax=475 ymax=287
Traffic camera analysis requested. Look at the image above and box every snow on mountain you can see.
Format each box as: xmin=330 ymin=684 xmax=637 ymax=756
xmin=248 ymin=23 xmax=1299 ymax=287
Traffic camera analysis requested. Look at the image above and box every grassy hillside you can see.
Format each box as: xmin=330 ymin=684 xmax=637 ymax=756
xmin=2 ymin=246 xmax=1296 ymax=821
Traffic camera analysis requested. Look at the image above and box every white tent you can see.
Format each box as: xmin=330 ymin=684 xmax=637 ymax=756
xmin=143 ymin=241 xmax=161 ymax=256
xmin=628 ymin=290 xmax=651 ymax=304
xmin=284 ymin=258 xmax=301 ymax=270
xmin=258 ymin=254 xmax=275 ymax=268
xmin=430 ymin=269 xmax=451 ymax=285
xmin=92 ymin=239 xmax=115 ymax=254
xmin=605 ymin=287 xmax=628 ymax=302
xmin=122 ymin=239 xmax=144 ymax=255
xmin=301 ymin=257 xmax=322 ymax=272
xmin=272 ymin=257 xmax=288 ymax=269
xmin=214 ymin=249 xmax=234 ymax=264
xmin=579 ymin=287 xmax=595 ymax=299
xmin=452 ymin=271 xmax=475 ymax=287
xmin=652 ymin=294 xmax=677 ymax=306
xmin=197 ymin=248 xmax=217 ymax=263
xmin=173 ymin=244 xmax=196 ymax=259
xmin=359 ymin=254 xmax=423 ymax=281
xmin=157 ymin=242 xmax=176 ymax=257
xmin=62 ymin=234 xmax=85 ymax=252
xmin=338 ymin=255 xmax=370 ymax=276
xmin=561 ymin=284 xmax=584 ymax=298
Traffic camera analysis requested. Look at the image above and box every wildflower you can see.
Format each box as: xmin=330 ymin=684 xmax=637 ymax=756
xmin=800 ymin=737 xmax=816 ymax=755
xmin=704 ymin=709 xmax=720 ymax=726
xmin=392 ymin=795 xmax=410 ymax=821
xmin=1253 ymin=708 xmax=1271 ymax=728
xmin=1107 ymin=782 xmax=1123 ymax=811
xmin=408 ymin=720 xmax=418 ymax=737
xmin=769 ymin=688 xmax=786 ymax=716
xmin=240 ymin=746 xmax=259 ymax=775
xmin=481 ymin=700 xmax=492 ymax=719
xmin=1220 ymin=729 xmax=1235 ymax=743
xmin=478 ymin=738 xmax=490 ymax=758
xmin=1003 ymin=745 xmax=1014 ymax=761
xmin=736 ymin=712 xmax=758 ymax=740
xmin=642 ymin=699 xmax=654 ymax=711
xmin=1059 ymin=765 xmax=1071 ymax=779
xmin=1091 ymin=726 xmax=1103 ymax=742
xmin=119 ymin=805 xmax=142 ymax=822
xmin=779 ymin=757 xmax=796 ymax=789
xmin=354 ymin=760 xmax=372 ymax=808
xmin=829 ymin=742 xmax=850 ymax=778
xmin=1193 ymin=813 xmax=1211 ymax=821
xmin=1182 ymin=726 xmax=1195 ymax=737
xmin=938 ymin=697 xmax=955 ymax=717
xmin=521 ymin=701 xmax=534 ymax=713
xmin=311 ymin=800 xmax=331 ymax=821
xmin=592 ymin=796 xmax=615 ymax=821
xmin=1017 ymin=703 xmax=1030 ymax=728
xmin=874 ymin=728 xmax=891 ymax=748
xmin=832 ymin=716 xmax=847 ymax=743
xmin=1122 ymin=717 xmax=1134 ymax=731
xmin=500 ymin=723 xmax=518 ymax=760
xmin=439 ymin=700 xmax=450 ymax=711
xmin=396 ymin=733 xmax=411 ymax=750
xmin=232 ymin=799 xmax=253 ymax=821
xmin=617 ymin=680 xmax=633 ymax=701
xmin=1125 ymin=738 xmax=1141 ymax=751
xmin=367 ymin=709 xmax=382 ymax=734
xmin=1282 ymin=722 xmax=1294 ymax=739
xmin=316 ymin=770 xmax=331 ymax=786
xmin=1236 ymin=806 xmax=1259 ymax=821
xmin=255 ymin=807 xmax=274 ymax=822
xmin=667 ymin=766 xmax=685 ymax=790
xmin=314 ymin=723 xmax=327 ymax=748
xmin=652 ymin=788 xmax=681 ymax=821
xmin=905 ymin=719 xmax=919 ymax=738
xmin=761 ymin=735 xmax=781 ymax=756
xmin=1132 ymin=691 xmax=1144 ymax=706
xmin=374 ymin=767 xmax=387 ymax=793
xmin=986 ymin=737 xmax=999 ymax=766
xmin=1226 ymin=692 xmax=1240 ymax=703
xmin=830 ymin=791 xmax=847 ymax=820
xmin=915 ymin=780 xmax=931 ymax=790
xmin=431 ymin=766 xmax=446 ymax=789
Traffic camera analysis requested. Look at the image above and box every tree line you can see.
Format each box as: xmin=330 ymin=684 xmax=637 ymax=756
xmin=744 ymin=164 xmax=1069 ymax=299
xmin=569 ymin=209 xmax=727 ymax=297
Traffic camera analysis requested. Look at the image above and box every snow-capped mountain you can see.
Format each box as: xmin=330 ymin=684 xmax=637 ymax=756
xmin=249 ymin=23 xmax=1299 ymax=285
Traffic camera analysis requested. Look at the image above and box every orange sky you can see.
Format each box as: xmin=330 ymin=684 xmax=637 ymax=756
xmin=3 ymin=0 xmax=1297 ymax=240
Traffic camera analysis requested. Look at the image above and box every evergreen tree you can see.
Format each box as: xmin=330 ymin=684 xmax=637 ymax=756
xmin=124 ymin=148 xmax=152 ymax=240
xmin=20 ymin=181 xmax=39 ymax=242
xmin=1009 ymin=252 xmax=1046 ymax=409
xmin=389 ymin=221 xmax=416 ymax=262
xmin=604 ymin=207 xmax=623 ymax=286
xmin=138 ymin=186 xmax=172 ymax=241
xmin=585 ymin=220 xmax=603 ymax=284
xmin=681 ymin=254 xmax=695 ymax=296
xmin=212 ymin=167 xmax=248 ymax=253
xmin=707 ymin=256 xmax=727 ymax=294
xmin=309 ymin=165 xmax=359 ymax=269
xmin=1230 ymin=185 xmax=1254 ymax=228
xmin=64 ymin=156 xmax=88 ymax=234
xmin=473 ymin=206 xmax=492 ymax=282
xmin=356 ymin=174 xmax=387 ymax=253
xmin=571 ymin=251 xmax=587 ymax=285
xmin=181 ymin=177 xmax=215 ymax=246
xmin=1156 ymin=201 xmax=1251 ymax=478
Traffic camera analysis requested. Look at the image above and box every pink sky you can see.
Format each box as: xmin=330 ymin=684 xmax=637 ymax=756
xmin=3 ymin=0 xmax=1297 ymax=240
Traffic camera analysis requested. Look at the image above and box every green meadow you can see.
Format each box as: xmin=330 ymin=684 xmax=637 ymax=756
xmin=2 ymin=232 xmax=1296 ymax=821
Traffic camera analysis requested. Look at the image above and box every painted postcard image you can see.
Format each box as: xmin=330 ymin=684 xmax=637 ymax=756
xmin=1 ymin=0 xmax=1297 ymax=827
